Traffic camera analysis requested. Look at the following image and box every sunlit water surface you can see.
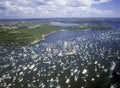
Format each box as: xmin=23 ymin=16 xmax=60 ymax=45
xmin=0 ymin=25 xmax=120 ymax=88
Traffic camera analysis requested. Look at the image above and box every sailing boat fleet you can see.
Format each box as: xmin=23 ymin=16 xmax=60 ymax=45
xmin=0 ymin=29 xmax=120 ymax=88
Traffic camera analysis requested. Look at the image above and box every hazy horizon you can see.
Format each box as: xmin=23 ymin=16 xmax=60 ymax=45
xmin=0 ymin=17 xmax=120 ymax=20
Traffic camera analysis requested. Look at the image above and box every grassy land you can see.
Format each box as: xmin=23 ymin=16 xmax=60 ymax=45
xmin=0 ymin=25 xmax=58 ymax=46
xmin=0 ymin=24 xmax=114 ymax=46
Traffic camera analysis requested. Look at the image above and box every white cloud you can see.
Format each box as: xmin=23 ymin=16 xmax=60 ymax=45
xmin=93 ymin=0 xmax=112 ymax=4
xmin=0 ymin=0 xmax=116 ymax=18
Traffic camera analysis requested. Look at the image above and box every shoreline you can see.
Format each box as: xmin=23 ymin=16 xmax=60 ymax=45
xmin=0 ymin=28 xmax=114 ymax=46
xmin=30 ymin=31 xmax=57 ymax=45
xmin=0 ymin=26 xmax=114 ymax=46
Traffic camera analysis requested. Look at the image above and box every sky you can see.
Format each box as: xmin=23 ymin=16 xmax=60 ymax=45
xmin=0 ymin=0 xmax=119 ymax=19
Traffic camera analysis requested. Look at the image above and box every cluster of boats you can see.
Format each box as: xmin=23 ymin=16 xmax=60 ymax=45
xmin=0 ymin=29 xmax=120 ymax=88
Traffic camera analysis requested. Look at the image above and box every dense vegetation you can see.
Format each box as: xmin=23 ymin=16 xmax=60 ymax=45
xmin=0 ymin=25 xmax=57 ymax=46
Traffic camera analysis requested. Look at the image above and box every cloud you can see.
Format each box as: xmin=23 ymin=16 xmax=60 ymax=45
xmin=93 ymin=0 xmax=112 ymax=4
xmin=0 ymin=0 xmax=115 ymax=18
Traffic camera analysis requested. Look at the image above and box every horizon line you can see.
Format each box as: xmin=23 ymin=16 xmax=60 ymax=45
xmin=0 ymin=17 xmax=120 ymax=20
